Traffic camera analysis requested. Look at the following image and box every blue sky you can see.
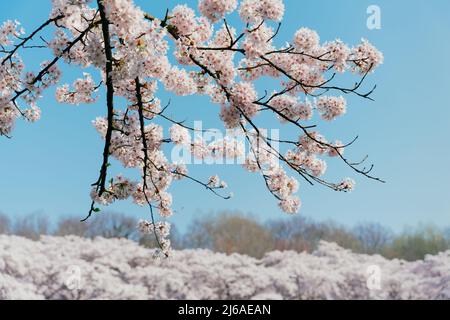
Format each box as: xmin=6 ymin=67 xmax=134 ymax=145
xmin=1 ymin=0 xmax=450 ymax=232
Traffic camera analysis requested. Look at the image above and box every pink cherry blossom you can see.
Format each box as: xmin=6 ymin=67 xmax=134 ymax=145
xmin=56 ymin=73 xmax=98 ymax=105
xmin=316 ymin=96 xmax=347 ymax=121
xmin=199 ymin=0 xmax=238 ymax=23
xmin=1 ymin=236 xmax=449 ymax=300
xmin=170 ymin=124 xmax=191 ymax=145
xmin=0 ymin=0 xmax=384 ymax=253
xmin=293 ymin=27 xmax=320 ymax=52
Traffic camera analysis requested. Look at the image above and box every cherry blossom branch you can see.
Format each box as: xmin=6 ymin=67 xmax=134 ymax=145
xmin=253 ymin=97 xmax=384 ymax=183
xmin=7 ymin=19 xmax=101 ymax=118
xmin=172 ymin=169 xmax=231 ymax=200
xmin=0 ymin=1 xmax=385 ymax=253
xmin=192 ymin=40 xmax=383 ymax=187
xmin=135 ymin=77 xmax=166 ymax=254
xmin=82 ymin=0 xmax=115 ymax=221
xmin=189 ymin=53 xmax=320 ymax=192
xmin=141 ymin=102 xmax=215 ymax=133
xmin=1 ymin=15 xmax=64 ymax=66
xmin=259 ymin=56 xmax=376 ymax=101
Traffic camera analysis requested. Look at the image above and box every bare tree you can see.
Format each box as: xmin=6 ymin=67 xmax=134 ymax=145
xmin=268 ymin=216 xmax=318 ymax=252
xmin=353 ymin=222 xmax=393 ymax=254
xmin=55 ymin=216 xmax=89 ymax=237
xmin=184 ymin=212 xmax=274 ymax=258
xmin=0 ymin=212 xmax=11 ymax=234
xmin=85 ymin=212 xmax=138 ymax=240
xmin=13 ymin=213 xmax=50 ymax=240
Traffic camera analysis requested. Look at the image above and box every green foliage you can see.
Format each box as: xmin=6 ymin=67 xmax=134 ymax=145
xmin=183 ymin=212 xmax=274 ymax=258
xmin=385 ymin=225 xmax=450 ymax=261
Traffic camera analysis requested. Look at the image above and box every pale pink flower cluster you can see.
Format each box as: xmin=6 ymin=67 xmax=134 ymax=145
xmin=324 ymin=40 xmax=350 ymax=73
xmin=9 ymin=61 xmax=61 ymax=129
xmin=91 ymin=110 xmax=177 ymax=225
xmin=0 ymin=20 xmax=24 ymax=46
xmin=243 ymin=135 xmax=278 ymax=173
xmin=23 ymin=62 xmax=62 ymax=104
xmin=48 ymin=29 xmax=71 ymax=57
xmin=189 ymin=135 xmax=245 ymax=160
xmin=267 ymin=167 xmax=300 ymax=212
xmin=351 ymin=39 xmax=384 ymax=74
xmin=103 ymin=0 xmax=148 ymax=39
xmin=328 ymin=140 xmax=345 ymax=157
xmin=0 ymin=57 xmax=24 ymax=134
xmin=193 ymin=25 xmax=236 ymax=86
xmin=271 ymin=95 xmax=313 ymax=122
xmin=241 ymin=132 xmax=301 ymax=210
xmin=337 ymin=177 xmax=355 ymax=192
xmin=132 ymin=183 xmax=174 ymax=218
xmin=207 ymin=174 xmax=227 ymax=188
xmin=56 ymin=73 xmax=98 ymax=105
xmin=279 ymin=196 xmax=301 ymax=214
xmin=207 ymin=136 xmax=245 ymax=159
xmin=1 ymin=0 xmax=384 ymax=245
xmin=0 ymin=100 xmax=19 ymax=134
xmin=293 ymin=27 xmax=320 ymax=52
xmin=199 ymin=0 xmax=238 ymax=23
xmin=316 ymin=96 xmax=347 ymax=121
xmin=229 ymin=82 xmax=258 ymax=119
xmin=169 ymin=124 xmax=191 ymax=145
xmin=90 ymin=175 xmax=137 ymax=205
xmin=170 ymin=5 xmax=198 ymax=37
xmin=2 ymin=236 xmax=449 ymax=300
xmin=283 ymin=131 xmax=349 ymax=181
xmin=242 ymin=23 xmax=276 ymax=59
xmin=299 ymin=132 xmax=328 ymax=154
xmin=51 ymin=0 xmax=95 ymax=32
xmin=23 ymin=105 xmax=41 ymax=123
xmin=162 ymin=67 xmax=197 ymax=96
xmin=137 ymin=220 xmax=172 ymax=257
xmin=239 ymin=0 xmax=285 ymax=23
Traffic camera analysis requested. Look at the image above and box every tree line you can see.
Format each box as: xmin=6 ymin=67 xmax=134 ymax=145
xmin=1 ymin=211 xmax=449 ymax=261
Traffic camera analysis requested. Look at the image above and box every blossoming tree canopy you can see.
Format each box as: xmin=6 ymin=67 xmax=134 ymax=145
xmin=0 ymin=0 xmax=384 ymax=256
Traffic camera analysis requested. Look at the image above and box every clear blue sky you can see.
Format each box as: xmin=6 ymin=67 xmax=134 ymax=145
xmin=1 ymin=0 xmax=450 ymax=232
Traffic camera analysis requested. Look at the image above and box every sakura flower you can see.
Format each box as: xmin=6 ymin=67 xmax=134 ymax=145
xmin=199 ymin=0 xmax=238 ymax=23
xmin=351 ymin=39 xmax=384 ymax=74
xmin=293 ymin=27 xmax=320 ymax=52
xmin=316 ymin=96 xmax=347 ymax=121
xmin=337 ymin=178 xmax=356 ymax=192
xmin=56 ymin=73 xmax=98 ymax=105
xmin=170 ymin=125 xmax=191 ymax=145
xmin=279 ymin=196 xmax=301 ymax=214
xmin=162 ymin=67 xmax=197 ymax=96
xmin=23 ymin=105 xmax=41 ymax=122
xmin=239 ymin=0 xmax=285 ymax=23
xmin=137 ymin=219 xmax=153 ymax=234
xmin=328 ymin=140 xmax=345 ymax=157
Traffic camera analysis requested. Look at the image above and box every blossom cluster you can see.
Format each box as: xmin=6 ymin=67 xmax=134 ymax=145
xmin=1 ymin=235 xmax=449 ymax=300
xmin=0 ymin=0 xmax=384 ymax=252
xmin=137 ymin=220 xmax=172 ymax=257
xmin=0 ymin=20 xmax=24 ymax=46
xmin=56 ymin=73 xmax=98 ymax=105
xmin=239 ymin=0 xmax=285 ymax=23
xmin=199 ymin=0 xmax=238 ymax=23
xmin=316 ymin=96 xmax=347 ymax=121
